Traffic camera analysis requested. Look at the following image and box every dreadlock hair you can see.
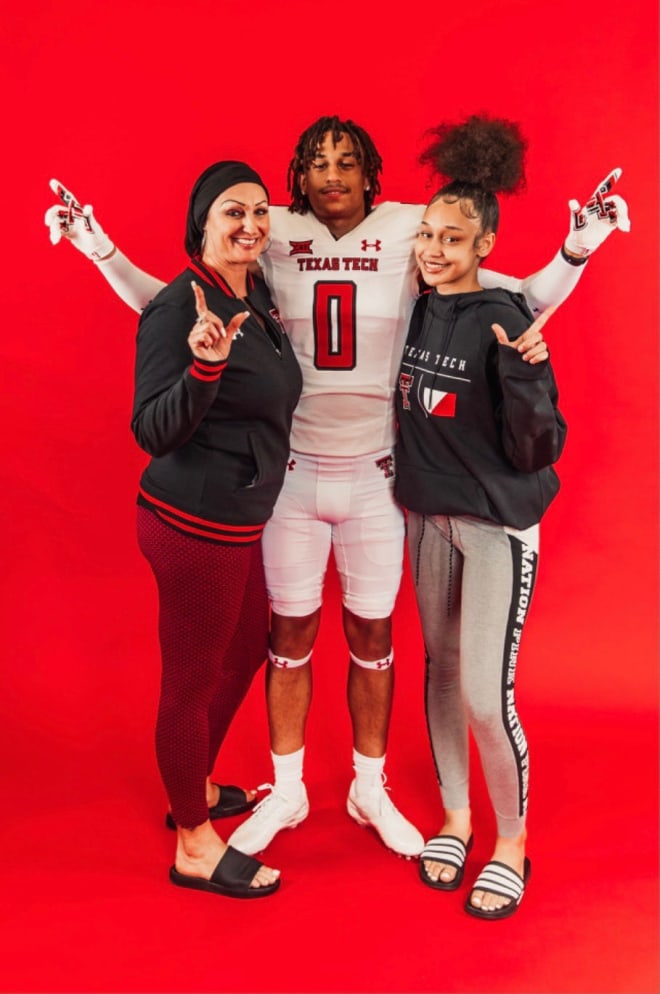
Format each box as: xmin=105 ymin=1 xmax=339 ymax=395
xmin=287 ymin=115 xmax=383 ymax=215
xmin=419 ymin=115 xmax=527 ymax=236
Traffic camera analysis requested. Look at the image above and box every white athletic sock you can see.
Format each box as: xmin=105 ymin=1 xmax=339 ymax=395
xmin=272 ymin=746 xmax=305 ymax=800
xmin=353 ymin=749 xmax=385 ymax=792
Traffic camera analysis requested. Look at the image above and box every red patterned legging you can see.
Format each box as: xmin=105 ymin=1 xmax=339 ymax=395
xmin=137 ymin=507 xmax=268 ymax=829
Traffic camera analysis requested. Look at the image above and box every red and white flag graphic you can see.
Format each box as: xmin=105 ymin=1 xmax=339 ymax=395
xmin=423 ymin=388 xmax=456 ymax=417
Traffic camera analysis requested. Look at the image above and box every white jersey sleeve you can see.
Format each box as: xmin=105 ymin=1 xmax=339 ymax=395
xmin=261 ymin=204 xmax=423 ymax=456
xmin=94 ymin=250 xmax=165 ymax=313
xmin=479 ymin=251 xmax=586 ymax=316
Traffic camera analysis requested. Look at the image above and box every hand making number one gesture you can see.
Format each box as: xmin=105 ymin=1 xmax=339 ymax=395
xmin=564 ymin=169 xmax=631 ymax=257
xmin=187 ymin=281 xmax=250 ymax=363
xmin=492 ymin=305 xmax=557 ymax=364
xmin=44 ymin=179 xmax=115 ymax=260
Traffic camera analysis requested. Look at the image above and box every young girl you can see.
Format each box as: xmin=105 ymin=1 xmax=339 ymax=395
xmin=394 ymin=116 xmax=567 ymax=919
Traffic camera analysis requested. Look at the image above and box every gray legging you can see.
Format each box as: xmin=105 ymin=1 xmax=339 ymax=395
xmin=408 ymin=512 xmax=539 ymax=839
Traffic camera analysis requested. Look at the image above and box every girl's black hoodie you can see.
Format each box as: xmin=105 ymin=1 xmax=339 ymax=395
xmin=394 ymin=287 xmax=567 ymax=530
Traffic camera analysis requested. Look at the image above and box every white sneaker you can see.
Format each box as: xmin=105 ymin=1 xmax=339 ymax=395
xmin=346 ymin=776 xmax=424 ymax=858
xmin=228 ymin=783 xmax=309 ymax=855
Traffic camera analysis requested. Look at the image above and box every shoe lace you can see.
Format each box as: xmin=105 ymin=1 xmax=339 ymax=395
xmin=252 ymin=783 xmax=296 ymax=818
xmin=376 ymin=774 xmax=397 ymax=814
xmin=365 ymin=772 xmax=391 ymax=794
xmin=250 ymin=783 xmax=274 ymax=815
xmin=354 ymin=772 xmax=394 ymax=813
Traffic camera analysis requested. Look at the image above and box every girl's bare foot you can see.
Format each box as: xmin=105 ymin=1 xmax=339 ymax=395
xmin=422 ymin=807 xmax=472 ymax=886
xmin=469 ymin=829 xmax=527 ymax=912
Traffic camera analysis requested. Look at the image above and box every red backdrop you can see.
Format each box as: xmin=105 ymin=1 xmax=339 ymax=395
xmin=1 ymin=1 xmax=657 ymax=991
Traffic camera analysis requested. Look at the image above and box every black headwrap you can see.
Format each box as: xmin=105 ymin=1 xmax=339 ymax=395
xmin=185 ymin=160 xmax=269 ymax=257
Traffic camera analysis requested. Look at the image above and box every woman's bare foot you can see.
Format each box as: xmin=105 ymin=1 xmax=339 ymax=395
xmin=205 ymin=779 xmax=257 ymax=808
xmin=176 ymin=820 xmax=280 ymax=889
xmin=469 ymin=829 xmax=527 ymax=912
xmin=423 ymin=807 xmax=472 ymax=885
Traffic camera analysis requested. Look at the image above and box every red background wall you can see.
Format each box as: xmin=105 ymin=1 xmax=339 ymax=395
xmin=1 ymin=1 xmax=657 ymax=991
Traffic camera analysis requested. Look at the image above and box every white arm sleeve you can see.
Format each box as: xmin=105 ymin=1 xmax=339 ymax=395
xmin=479 ymin=250 xmax=587 ymax=316
xmin=95 ymin=250 xmax=166 ymax=314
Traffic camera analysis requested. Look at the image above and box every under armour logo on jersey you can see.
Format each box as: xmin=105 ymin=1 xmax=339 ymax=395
xmin=361 ymin=239 xmax=381 ymax=252
xmin=375 ymin=454 xmax=394 ymax=479
xmin=289 ymin=240 xmax=314 ymax=255
xmin=423 ymin=388 xmax=456 ymax=417
xmin=287 ymin=459 xmax=296 ymax=471
xmin=399 ymin=372 xmax=413 ymax=410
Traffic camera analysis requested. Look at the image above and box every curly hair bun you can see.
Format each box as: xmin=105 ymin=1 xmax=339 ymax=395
xmin=420 ymin=115 xmax=527 ymax=194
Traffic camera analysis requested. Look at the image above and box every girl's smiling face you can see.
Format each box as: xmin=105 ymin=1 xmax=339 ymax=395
xmin=416 ymin=197 xmax=495 ymax=294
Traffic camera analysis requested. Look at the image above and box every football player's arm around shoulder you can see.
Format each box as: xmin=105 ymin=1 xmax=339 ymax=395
xmin=478 ymin=256 xmax=583 ymax=318
xmin=478 ymin=169 xmax=630 ymax=317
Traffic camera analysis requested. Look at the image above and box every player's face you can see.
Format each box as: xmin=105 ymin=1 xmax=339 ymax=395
xmin=299 ymin=132 xmax=368 ymax=236
xmin=203 ymin=183 xmax=270 ymax=267
xmin=415 ymin=198 xmax=495 ymax=294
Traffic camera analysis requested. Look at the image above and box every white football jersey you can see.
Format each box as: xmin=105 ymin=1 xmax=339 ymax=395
xmin=261 ymin=203 xmax=423 ymax=456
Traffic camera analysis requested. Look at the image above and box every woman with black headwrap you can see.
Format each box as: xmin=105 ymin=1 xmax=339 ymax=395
xmin=133 ymin=161 xmax=302 ymax=897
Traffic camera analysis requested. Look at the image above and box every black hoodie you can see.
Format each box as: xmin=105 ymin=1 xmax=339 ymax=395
xmin=394 ymin=287 xmax=567 ymax=530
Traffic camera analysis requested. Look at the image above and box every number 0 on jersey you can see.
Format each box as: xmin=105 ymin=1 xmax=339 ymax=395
xmin=313 ymin=281 xmax=357 ymax=370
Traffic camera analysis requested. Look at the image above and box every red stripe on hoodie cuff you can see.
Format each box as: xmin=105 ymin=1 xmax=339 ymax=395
xmin=190 ymin=357 xmax=227 ymax=381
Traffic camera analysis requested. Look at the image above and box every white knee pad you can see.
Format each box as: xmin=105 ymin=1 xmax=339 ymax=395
xmin=268 ymin=648 xmax=312 ymax=670
xmin=349 ymin=649 xmax=394 ymax=671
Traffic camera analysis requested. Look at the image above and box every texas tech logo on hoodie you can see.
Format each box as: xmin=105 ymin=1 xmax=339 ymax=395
xmin=398 ymin=325 xmax=470 ymax=418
